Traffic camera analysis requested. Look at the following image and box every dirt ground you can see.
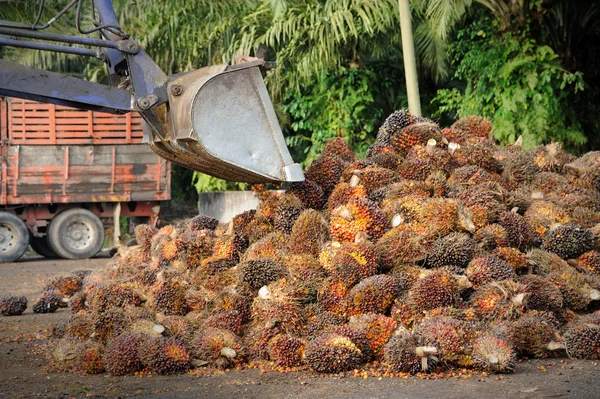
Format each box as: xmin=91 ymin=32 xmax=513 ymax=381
xmin=1 ymin=256 xmax=599 ymax=399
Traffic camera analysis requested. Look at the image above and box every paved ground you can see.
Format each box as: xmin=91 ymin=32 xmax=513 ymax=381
xmin=0 ymin=256 xmax=599 ymax=399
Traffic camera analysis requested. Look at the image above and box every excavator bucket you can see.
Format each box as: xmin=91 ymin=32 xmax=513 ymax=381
xmin=147 ymin=61 xmax=304 ymax=184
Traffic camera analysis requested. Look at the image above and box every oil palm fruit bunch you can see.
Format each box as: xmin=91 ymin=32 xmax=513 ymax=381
xmin=0 ymin=295 xmax=27 ymax=316
xmin=38 ymin=109 xmax=600 ymax=377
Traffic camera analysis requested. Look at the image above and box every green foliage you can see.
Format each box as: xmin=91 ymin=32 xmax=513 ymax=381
xmin=284 ymin=67 xmax=384 ymax=164
xmin=192 ymin=173 xmax=247 ymax=193
xmin=433 ymin=20 xmax=585 ymax=150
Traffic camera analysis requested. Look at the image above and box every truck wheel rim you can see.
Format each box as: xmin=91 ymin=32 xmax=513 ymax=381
xmin=63 ymin=220 xmax=94 ymax=251
xmin=0 ymin=223 xmax=16 ymax=253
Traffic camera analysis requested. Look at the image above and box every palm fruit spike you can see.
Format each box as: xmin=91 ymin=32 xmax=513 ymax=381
xmin=466 ymin=256 xmax=516 ymax=287
xmin=102 ymin=331 xmax=147 ymax=376
xmin=192 ymin=327 xmax=246 ymax=368
xmin=33 ymin=291 xmax=64 ymax=314
xmin=408 ymin=270 xmax=461 ymax=313
xmin=273 ymin=193 xmax=304 ymax=234
xmin=77 ymin=341 xmax=105 ymax=375
xmin=542 ymin=223 xmax=594 ymax=260
xmin=346 ymin=275 xmax=399 ymax=316
xmin=152 ymin=280 xmax=190 ymax=316
xmin=498 ymin=210 xmax=542 ymax=251
xmin=304 ymin=155 xmax=345 ymax=196
xmin=469 ymin=280 xmax=526 ymax=321
xmin=492 ymin=247 xmax=529 ymax=273
xmin=413 ymin=317 xmax=475 ymax=367
xmin=201 ymin=310 xmax=244 ymax=336
xmin=519 ymin=274 xmax=563 ymax=311
xmin=427 ymin=233 xmax=476 ymax=269
xmin=563 ymin=315 xmax=600 ymax=359
xmin=348 ymin=313 xmax=397 ymax=358
xmin=134 ymin=224 xmax=158 ymax=252
xmin=287 ymin=179 xmax=326 ymax=210
xmin=42 ymin=276 xmax=83 ymax=298
xmin=472 ymin=335 xmax=515 ymax=373
xmin=303 ymin=332 xmax=364 ymax=373
xmin=138 ymin=337 xmax=191 ymax=374
xmin=390 ymin=121 xmax=444 ymax=156
xmin=376 ymin=224 xmax=435 ymax=270
xmin=267 ymin=334 xmax=305 ymax=367
xmin=330 ymin=197 xmax=387 ymax=243
xmin=378 ymin=109 xmax=414 ymax=144
xmin=0 ymin=295 xmax=27 ymax=316
xmin=305 ymin=311 xmax=345 ymax=338
xmin=342 ymin=166 xmax=398 ymax=195
xmin=451 ymin=115 xmax=492 ymax=139
xmin=252 ymin=280 xmax=305 ymax=335
xmin=189 ymin=214 xmax=219 ymax=231
xmin=384 ymin=329 xmax=437 ymax=373
xmin=289 ymin=209 xmax=330 ymax=257
xmin=473 ymin=224 xmax=508 ymax=251
xmin=321 ymin=137 xmax=358 ymax=163
xmin=453 ymin=141 xmax=503 ymax=173
xmin=243 ymin=230 xmax=289 ymax=262
xmin=578 ymin=250 xmax=600 ymax=274
xmin=237 ymin=258 xmax=287 ymax=290
xmin=509 ymin=311 xmax=563 ymax=358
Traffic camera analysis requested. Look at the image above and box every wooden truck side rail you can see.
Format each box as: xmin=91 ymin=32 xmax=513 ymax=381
xmin=0 ymin=97 xmax=171 ymax=262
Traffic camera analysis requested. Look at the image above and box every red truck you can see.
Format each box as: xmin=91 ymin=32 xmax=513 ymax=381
xmin=0 ymin=97 xmax=170 ymax=262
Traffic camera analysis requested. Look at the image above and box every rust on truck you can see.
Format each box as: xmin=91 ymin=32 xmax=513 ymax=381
xmin=0 ymin=97 xmax=170 ymax=206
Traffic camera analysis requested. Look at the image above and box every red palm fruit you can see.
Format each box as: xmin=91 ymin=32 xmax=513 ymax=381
xmin=330 ymin=197 xmax=387 ymax=242
xmin=212 ymin=231 xmax=248 ymax=264
xmin=376 ymin=224 xmax=435 ymax=270
xmin=466 ymin=256 xmax=516 ymax=287
xmin=268 ymin=334 xmax=305 ymax=367
xmin=390 ymin=122 xmax=444 ymax=155
xmin=472 ymin=335 xmax=515 ymax=373
xmin=321 ymin=137 xmax=358 ymax=163
xmin=469 ymin=280 xmax=526 ymax=321
xmin=202 ymin=310 xmax=244 ymax=336
xmin=451 ymin=116 xmax=492 ymax=138
xmin=317 ymin=277 xmax=350 ymax=316
xmin=346 ymin=275 xmax=399 ymax=315
xmin=303 ymin=332 xmax=364 ymax=373
xmin=305 ymin=155 xmax=345 ymax=196
xmin=289 ymin=209 xmax=330 ymax=257
xmin=408 ymin=270 xmax=461 ymax=313
xmin=192 ymin=327 xmax=246 ymax=368
xmin=138 ymin=337 xmax=191 ymax=374
xmin=287 ymin=179 xmax=326 ymax=210
xmin=102 ymin=331 xmax=147 ymax=376
xmin=348 ymin=313 xmax=397 ymax=358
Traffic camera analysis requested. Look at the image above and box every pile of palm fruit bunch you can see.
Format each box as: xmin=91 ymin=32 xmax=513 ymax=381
xmin=38 ymin=109 xmax=600 ymax=377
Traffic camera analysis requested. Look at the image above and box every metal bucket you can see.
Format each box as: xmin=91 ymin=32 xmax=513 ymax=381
xmin=145 ymin=61 xmax=304 ymax=183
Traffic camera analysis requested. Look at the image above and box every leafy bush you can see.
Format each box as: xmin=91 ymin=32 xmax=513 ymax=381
xmin=433 ymin=20 xmax=585 ymax=150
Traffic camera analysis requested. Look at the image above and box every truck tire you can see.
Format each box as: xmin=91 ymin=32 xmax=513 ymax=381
xmin=47 ymin=208 xmax=105 ymax=260
xmin=29 ymin=234 xmax=58 ymax=258
xmin=0 ymin=212 xmax=29 ymax=263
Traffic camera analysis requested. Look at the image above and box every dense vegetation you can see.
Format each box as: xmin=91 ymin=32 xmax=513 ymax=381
xmin=1 ymin=0 xmax=598 ymax=197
